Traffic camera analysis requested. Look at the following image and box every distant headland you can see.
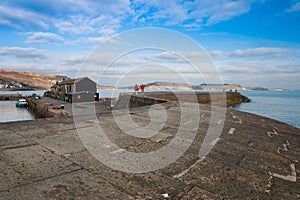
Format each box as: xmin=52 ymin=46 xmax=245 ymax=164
xmin=0 ymin=69 xmax=284 ymax=91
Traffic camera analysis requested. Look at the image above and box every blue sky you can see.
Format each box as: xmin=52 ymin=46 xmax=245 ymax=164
xmin=0 ymin=0 xmax=300 ymax=89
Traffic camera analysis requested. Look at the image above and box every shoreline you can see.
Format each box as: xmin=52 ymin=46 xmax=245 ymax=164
xmin=1 ymin=90 xmax=299 ymax=129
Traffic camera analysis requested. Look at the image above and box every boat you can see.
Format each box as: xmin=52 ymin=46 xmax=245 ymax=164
xmin=16 ymin=98 xmax=28 ymax=108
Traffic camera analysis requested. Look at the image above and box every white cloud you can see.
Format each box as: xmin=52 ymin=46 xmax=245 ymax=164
xmin=25 ymin=32 xmax=64 ymax=44
xmin=131 ymin=0 xmax=262 ymax=28
xmin=0 ymin=0 xmax=263 ymax=39
xmin=191 ymin=0 xmax=257 ymax=26
xmin=1 ymin=0 xmax=132 ymax=16
xmin=143 ymin=51 xmax=214 ymax=63
xmin=0 ymin=5 xmax=49 ymax=29
xmin=0 ymin=1 xmax=131 ymax=39
xmin=210 ymin=50 xmax=224 ymax=58
xmin=285 ymin=1 xmax=300 ymax=13
xmin=222 ymin=65 xmax=260 ymax=74
xmin=231 ymin=47 xmax=290 ymax=57
xmin=144 ymin=52 xmax=186 ymax=63
xmin=54 ymin=14 xmax=122 ymax=36
xmin=59 ymin=54 xmax=86 ymax=66
xmin=87 ymin=37 xmax=111 ymax=43
xmin=0 ymin=47 xmax=49 ymax=60
xmin=54 ymin=15 xmax=95 ymax=35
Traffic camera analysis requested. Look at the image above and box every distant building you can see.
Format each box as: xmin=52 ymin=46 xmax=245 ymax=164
xmin=50 ymin=77 xmax=98 ymax=103
xmin=8 ymin=83 xmax=15 ymax=88
xmin=14 ymin=82 xmax=24 ymax=88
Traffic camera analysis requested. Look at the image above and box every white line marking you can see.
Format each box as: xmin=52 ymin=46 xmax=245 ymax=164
xmin=267 ymin=129 xmax=278 ymax=137
xmin=228 ymin=128 xmax=235 ymax=135
xmin=237 ymin=118 xmax=243 ymax=124
xmin=173 ymin=157 xmax=206 ymax=179
xmin=162 ymin=193 xmax=169 ymax=198
xmin=184 ymin=120 xmax=193 ymax=125
xmin=278 ymin=140 xmax=290 ymax=153
xmin=272 ymin=164 xmax=297 ymax=182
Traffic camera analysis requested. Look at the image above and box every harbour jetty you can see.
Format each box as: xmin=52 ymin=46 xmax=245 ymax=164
xmin=0 ymin=92 xmax=299 ymax=199
xmin=132 ymin=91 xmax=250 ymax=107
xmin=0 ymin=94 xmax=22 ymax=100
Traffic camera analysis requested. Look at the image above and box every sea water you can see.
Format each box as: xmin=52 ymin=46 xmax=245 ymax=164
xmin=1 ymin=90 xmax=299 ymax=128
xmin=98 ymin=89 xmax=300 ymax=128
xmin=0 ymin=90 xmax=44 ymax=123
xmin=234 ymin=90 xmax=300 ymax=128
xmin=0 ymin=101 xmax=35 ymax=123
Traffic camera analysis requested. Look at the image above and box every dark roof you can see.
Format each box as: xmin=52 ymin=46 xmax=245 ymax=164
xmin=51 ymin=77 xmax=96 ymax=88
xmin=59 ymin=77 xmax=87 ymax=85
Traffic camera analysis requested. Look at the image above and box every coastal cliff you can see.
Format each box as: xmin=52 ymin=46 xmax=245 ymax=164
xmin=0 ymin=69 xmax=68 ymax=90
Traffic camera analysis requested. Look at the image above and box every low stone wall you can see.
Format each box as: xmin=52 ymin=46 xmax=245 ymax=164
xmin=0 ymin=94 xmax=22 ymax=100
xmin=144 ymin=91 xmax=250 ymax=107
xmin=113 ymin=93 xmax=167 ymax=109
xmin=27 ymin=98 xmax=72 ymax=118
xmin=26 ymin=98 xmax=52 ymax=118
xmin=224 ymin=92 xmax=251 ymax=107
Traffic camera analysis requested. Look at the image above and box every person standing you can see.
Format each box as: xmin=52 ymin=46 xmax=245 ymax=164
xmin=140 ymin=84 xmax=145 ymax=96
xmin=134 ymin=84 xmax=139 ymax=95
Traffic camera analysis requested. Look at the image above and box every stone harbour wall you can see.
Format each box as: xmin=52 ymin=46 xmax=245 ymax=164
xmin=116 ymin=91 xmax=251 ymax=109
xmin=0 ymin=94 xmax=22 ymax=100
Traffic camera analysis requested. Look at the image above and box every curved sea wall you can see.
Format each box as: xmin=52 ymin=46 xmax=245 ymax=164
xmin=114 ymin=91 xmax=250 ymax=109
xmin=113 ymin=93 xmax=168 ymax=109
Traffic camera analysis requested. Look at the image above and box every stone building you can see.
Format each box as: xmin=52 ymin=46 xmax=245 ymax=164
xmin=50 ymin=77 xmax=98 ymax=103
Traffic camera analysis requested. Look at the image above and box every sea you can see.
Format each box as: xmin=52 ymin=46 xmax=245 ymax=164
xmin=0 ymin=89 xmax=299 ymax=128
xmin=234 ymin=90 xmax=300 ymax=128
xmin=0 ymin=90 xmax=45 ymax=123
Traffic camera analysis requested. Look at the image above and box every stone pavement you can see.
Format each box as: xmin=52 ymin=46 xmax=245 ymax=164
xmin=0 ymin=101 xmax=299 ymax=199
xmin=38 ymin=97 xmax=112 ymax=117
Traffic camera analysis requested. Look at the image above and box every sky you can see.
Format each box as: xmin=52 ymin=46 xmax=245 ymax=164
xmin=0 ymin=0 xmax=300 ymax=89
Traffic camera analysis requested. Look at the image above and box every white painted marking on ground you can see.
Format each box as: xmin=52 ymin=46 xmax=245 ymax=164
xmin=173 ymin=157 xmax=206 ymax=179
xmin=184 ymin=120 xmax=193 ymax=125
xmin=162 ymin=193 xmax=169 ymax=198
xmin=282 ymin=143 xmax=289 ymax=151
xmin=272 ymin=164 xmax=297 ymax=182
xmin=267 ymin=129 xmax=278 ymax=137
xmin=278 ymin=140 xmax=291 ymax=153
xmin=232 ymin=114 xmax=243 ymax=124
xmin=200 ymin=113 xmax=205 ymax=118
xmin=228 ymin=128 xmax=235 ymax=135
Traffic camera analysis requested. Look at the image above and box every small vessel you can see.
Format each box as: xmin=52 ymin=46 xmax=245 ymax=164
xmin=16 ymin=98 xmax=28 ymax=108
